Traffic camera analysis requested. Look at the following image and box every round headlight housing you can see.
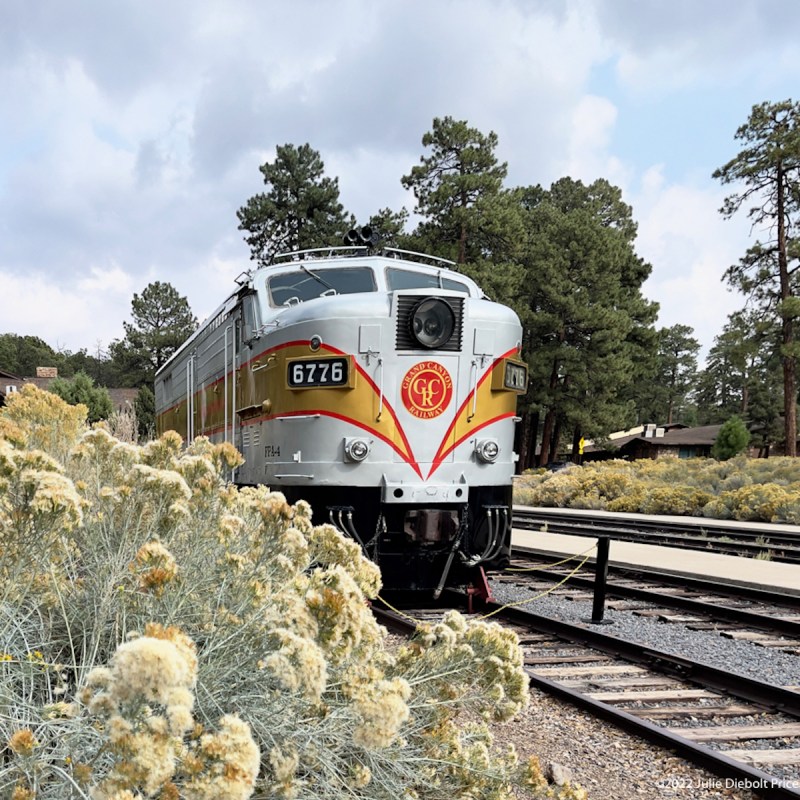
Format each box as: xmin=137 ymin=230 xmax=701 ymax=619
xmin=344 ymin=437 xmax=371 ymax=462
xmin=410 ymin=298 xmax=455 ymax=349
xmin=476 ymin=439 xmax=500 ymax=463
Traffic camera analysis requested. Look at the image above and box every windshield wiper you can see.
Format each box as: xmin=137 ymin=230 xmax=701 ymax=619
xmin=301 ymin=265 xmax=337 ymax=294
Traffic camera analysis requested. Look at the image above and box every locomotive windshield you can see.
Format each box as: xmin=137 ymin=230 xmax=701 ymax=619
xmin=386 ymin=267 xmax=469 ymax=294
xmin=268 ymin=266 xmax=376 ymax=306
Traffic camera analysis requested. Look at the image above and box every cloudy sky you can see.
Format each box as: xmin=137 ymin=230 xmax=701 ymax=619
xmin=2 ymin=0 xmax=799 ymax=364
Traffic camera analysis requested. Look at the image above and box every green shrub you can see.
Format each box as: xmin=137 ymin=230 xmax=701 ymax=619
xmin=606 ymin=488 xmax=649 ymax=513
xmin=523 ymin=469 xmax=583 ymax=508
xmin=711 ymin=416 xmax=750 ymax=461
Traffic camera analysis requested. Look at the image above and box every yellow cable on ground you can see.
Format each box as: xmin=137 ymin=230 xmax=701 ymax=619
xmin=376 ymin=542 xmax=597 ymax=627
xmin=375 ymin=594 xmax=427 ymax=627
xmin=506 ymin=543 xmax=597 ymax=571
xmin=477 ymin=545 xmax=596 ymax=621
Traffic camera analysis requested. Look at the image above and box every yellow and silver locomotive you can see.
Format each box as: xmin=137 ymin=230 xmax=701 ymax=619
xmin=155 ymin=231 xmax=527 ymax=596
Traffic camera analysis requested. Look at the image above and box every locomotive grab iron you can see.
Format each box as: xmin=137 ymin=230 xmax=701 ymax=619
xmin=155 ymin=229 xmax=527 ymax=597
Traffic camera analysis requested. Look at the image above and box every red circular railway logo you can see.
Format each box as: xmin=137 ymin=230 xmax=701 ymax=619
xmin=401 ymin=361 xmax=453 ymax=419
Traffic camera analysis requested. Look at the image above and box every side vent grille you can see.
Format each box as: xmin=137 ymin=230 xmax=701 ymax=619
xmin=395 ymin=296 xmax=464 ymax=352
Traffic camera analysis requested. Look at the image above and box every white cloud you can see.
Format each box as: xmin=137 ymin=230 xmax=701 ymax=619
xmin=632 ymin=168 xmax=750 ymax=361
xmin=559 ymin=94 xmax=630 ymax=187
xmin=0 ymin=267 xmax=129 ymax=352
xmin=0 ymin=0 xmax=798 ymax=363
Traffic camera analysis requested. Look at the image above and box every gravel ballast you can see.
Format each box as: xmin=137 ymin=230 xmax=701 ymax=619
xmin=489 ymin=581 xmax=800 ymax=688
xmin=485 ymin=576 xmax=800 ymax=798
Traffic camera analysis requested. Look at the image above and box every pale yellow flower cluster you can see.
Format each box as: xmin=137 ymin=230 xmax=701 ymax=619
xmin=462 ymin=618 xmax=529 ymax=721
xmin=348 ymin=763 xmax=372 ymax=789
xmin=181 ymin=436 xmax=244 ymax=473
xmin=0 ymin=439 xmax=85 ymax=601
xmin=82 ymin=627 xmax=260 ymax=799
xmin=227 ymin=488 xmax=312 ymax=583
xmin=183 ymin=714 xmax=260 ymax=800
xmin=81 ymin=627 xmax=197 ymax=796
xmin=1 ymin=384 xmax=86 ymax=462
xmin=260 ymin=628 xmax=328 ymax=700
xmin=133 ymin=540 xmax=179 ymax=594
xmin=0 ymin=440 xmax=84 ymax=532
xmin=139 ymin=430 xmax=183 ymax=470
xmin=71 ymin=427 xmax=141 ymax=486
xmin=304 ymin=565 xmax=384 ymax=664
xmin=351 ymin=677 xmax=411 ymax=749
xmin=7 ymin=729 xmax=38 ymax=757
xmin=306 ymin=524 xmax=382 ymax=598
xmin=268 ymin=745 xmax=301 ymax=798
xmin=398 ymin=611 xmax=529 ymax=723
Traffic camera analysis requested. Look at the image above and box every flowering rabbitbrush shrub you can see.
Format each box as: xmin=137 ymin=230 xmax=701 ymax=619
xmin=515 ymin=456 xmax=800 ymax=523
xmin=0 ymin=388 xmax=582 ymax=800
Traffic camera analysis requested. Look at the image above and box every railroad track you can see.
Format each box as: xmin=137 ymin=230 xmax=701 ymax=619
xmin=374 ymin=599 xmax=800 ymax=798
xmin=500 ymin=549 xmax=800 ymax=650
xmin=513 ymin=506 xmax=800 ymax=563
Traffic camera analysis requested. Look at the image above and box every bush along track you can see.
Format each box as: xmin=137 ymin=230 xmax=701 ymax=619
xmin=514 ymin=458 xmax=800 ymax=524
xmin=0 ymin=385 xmax=565 ymax=800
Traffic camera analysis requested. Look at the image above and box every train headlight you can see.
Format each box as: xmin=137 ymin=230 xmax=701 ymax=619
xmin=344 ymin=437 xmax=371 ymax=462
xmin=475 ymin=439 xmax=500 ymax=463
xmin=411 ymin=298 xmax=455 ymax=349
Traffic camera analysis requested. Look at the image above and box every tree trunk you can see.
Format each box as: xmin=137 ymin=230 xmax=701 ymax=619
xmin=777 ymin=163 xmax=797 ymax=456
xmin=515 ymin=412 xmax=530 ymax=473
xmin=528 ymin=410 xmax=539 ymax=470
xmin=538 ymin=409 xmax=556 ymax=466
xmin=571 ymin=425 xmax=583 ymax=464
xmin=538 ymin=356 xmax=561 ymax=466
xmin=458 ymin=221 xmax=467 ymax=265
xmin=551 ymin=417 xmax=563 ymax=462
xmin=518 ymin=410 xmax=539 ymax=471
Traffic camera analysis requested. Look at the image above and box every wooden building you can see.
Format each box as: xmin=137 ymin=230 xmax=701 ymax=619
xmin=0 ymin=369 xmax=24 ymax=407
xmin=584 ymin=423 xmax=723 ymax=461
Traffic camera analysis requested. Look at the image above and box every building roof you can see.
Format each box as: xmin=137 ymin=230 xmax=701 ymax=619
xmin=654 ymin=424 xmax=722 ymax=446
xmin=586 ymin=423 xmax=722 ymax=453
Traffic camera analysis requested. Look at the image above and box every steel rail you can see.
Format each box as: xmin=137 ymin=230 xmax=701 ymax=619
xmin=513 ymin=507 xmax=800 ymax=563
xmin=513 ymin=546 xmax=800 ymax=603
xmin=525 ymin=671 xmax=800 ymax=800
xmin=507 ymin=552 xmax=800 ymax=638
xmin=491 ymin=602 xmax=800 ymax=715
xmin=371 ymin=603 xmax=800 ymax=799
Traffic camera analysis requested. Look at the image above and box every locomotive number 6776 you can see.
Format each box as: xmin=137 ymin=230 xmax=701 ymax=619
xmin=155 ymin=229 xmax=527 ymax=598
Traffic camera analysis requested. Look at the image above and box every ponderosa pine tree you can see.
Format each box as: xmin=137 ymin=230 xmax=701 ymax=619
xmin=518 ymin=178 xmax=658 ymax=465
xmin=637 ymin=325 xmax=699 ymax=425
xmin=695 ymin=310 xmax=783 ymax=453
xmin=109 ymin=282 xmax=197 ymax=387
xmin=714 ymin=99 xmax=800 ymax=455
xmin=401 ymin=117 xmax=512 ymax=265
xmin=0 ymin=334 xmax=66 ymax=377
xmin=238 ymin=143 xmax=350 ymax=265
